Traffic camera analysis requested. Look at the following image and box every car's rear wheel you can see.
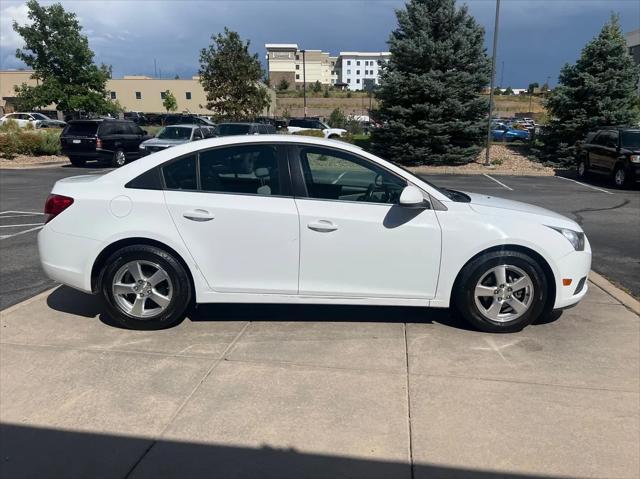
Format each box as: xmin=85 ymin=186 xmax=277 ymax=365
xmin=613 ymin=165 xmax=628 ymax=188
xmin=453 ymin=250 xmax=549 ymax=333
xmin=99 ymin=245 xmax=192 ymax=330
xmin=69 ymin=156 xmax=86 ymax=167
xmin=112 ymin=148 xmax=126 ymax=167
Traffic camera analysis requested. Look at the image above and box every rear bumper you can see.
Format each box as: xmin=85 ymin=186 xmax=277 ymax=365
xmin=38 ymin=226 xmax=100 ymax=293
xmin=61 ymin=149 xmax=101 ymax=160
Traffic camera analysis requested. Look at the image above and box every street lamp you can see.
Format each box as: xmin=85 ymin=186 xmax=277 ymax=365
xmin=485 ymin=0 xmax=501 ymax=167
xmin=301 ymin=49 xmax=307 ymax=118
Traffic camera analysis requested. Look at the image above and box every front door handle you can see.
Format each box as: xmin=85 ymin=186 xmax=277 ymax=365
xmin=307 ymin=220 xmax=338 ymax=232
xmin=183 ymin=209 xmax=214 ymax=222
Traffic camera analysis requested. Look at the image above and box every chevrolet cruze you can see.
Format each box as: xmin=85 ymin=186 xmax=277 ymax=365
xmin=38 ymin=135 xmax=591 ymax=332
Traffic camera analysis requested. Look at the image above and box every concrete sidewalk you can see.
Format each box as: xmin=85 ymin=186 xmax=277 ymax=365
xmin=0 ymin=283 xmax=638 ymax=479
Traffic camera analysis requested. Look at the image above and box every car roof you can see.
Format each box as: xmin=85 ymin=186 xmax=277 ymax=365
xmin=217 ymin=122 xmax=258 ymax=126
xmin=163 ymin=124 xmax=199 ymax=128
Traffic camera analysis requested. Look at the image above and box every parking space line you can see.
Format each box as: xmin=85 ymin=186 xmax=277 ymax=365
xmin=0 ymin=210 xmax=43 ymax=215
xmin=556 ymin=176 xmax=613 ymax=195
xmin=0 ymin=225 xmax=43 ymax=240
xmin=483 ymin=174 xmax=514 ymax=191
xmin=0 ymin=223 xmax=44 ymax=228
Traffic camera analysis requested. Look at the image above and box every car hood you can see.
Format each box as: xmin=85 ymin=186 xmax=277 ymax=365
xmin=142 ymin=138 xmax=189 ymax=147
xmin=465 ymin=192 xmax=579 ymax=228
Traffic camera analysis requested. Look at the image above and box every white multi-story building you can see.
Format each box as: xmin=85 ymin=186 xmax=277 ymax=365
xmin=338 ymin=52 xmax=390 ymax=91
xmin=265 ymin=44 xmax=390 ymax=91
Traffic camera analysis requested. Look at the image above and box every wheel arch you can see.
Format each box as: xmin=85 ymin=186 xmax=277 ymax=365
xmin=91 ymin=237 xmax=196 ymax=294
xmin=450 ymin=244 xmax=556 ymax=310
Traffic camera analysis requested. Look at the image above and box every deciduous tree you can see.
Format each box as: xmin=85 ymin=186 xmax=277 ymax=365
xmin=199 ymin=28 xmax=270 ymax=120
xmin=13 ymin=0 xmax=116 ymax=114
xmin=162 ymin=90 xmax=178 ymax=112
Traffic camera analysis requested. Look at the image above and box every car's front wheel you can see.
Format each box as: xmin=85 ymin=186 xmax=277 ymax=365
xmin=99 ymin=245 xmax=192 ymax=330
xmin=613 ymin=164 xmax=628 ymax=188
xmin=577 ymin=157 xmax=589 ymax=178
xmin=454 ymin=250 xmax=549 ymax=333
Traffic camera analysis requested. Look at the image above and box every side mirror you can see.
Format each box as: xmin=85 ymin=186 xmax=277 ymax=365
xmin=399 ymin=185 xmax=428 ymax=208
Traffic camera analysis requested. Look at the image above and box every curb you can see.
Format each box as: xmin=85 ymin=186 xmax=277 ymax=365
xmin=0 ymin=161 xmax=68 ymax=170
xmin=589 ymin=271 xmax=640 ymax=316
xmin=0 ymin=287 xmax=58 ymax=316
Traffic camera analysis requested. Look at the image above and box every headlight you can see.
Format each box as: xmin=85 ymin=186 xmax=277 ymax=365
xmin=547 ymin=226 xmax=585 ymax=251
xmin=630 ymin=155 xmax=640 ymax=164
xmin=139 ymin=144 xmax=146 ymax=149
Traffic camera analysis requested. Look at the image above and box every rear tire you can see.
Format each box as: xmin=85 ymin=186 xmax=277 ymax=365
xmin=112 ymin=148 xmax=126 ymax=167
xmin=453 ymin=250 xmax=549 ymax=333
xmin=69 ymin=156 xmax=86 ymax=167
xmin=98 ymin=245 xmax=192 ymax=330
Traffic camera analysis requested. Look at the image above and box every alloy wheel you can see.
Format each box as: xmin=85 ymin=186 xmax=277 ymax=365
xmin=614 ymin=169 xmax=625 ymax=187
xmin=112 ymin=260 xmax=173 ymax=319
xmin=474 ymin=264 xmax=534 ymax=323
xmin=115 ymin=150 xmax=126 ymax=166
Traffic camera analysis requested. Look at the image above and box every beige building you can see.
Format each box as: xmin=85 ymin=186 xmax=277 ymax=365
xmin=0 ymin=70 xmax=276 ymax=116
xmin=265 ymin=43 xmax=338 ymax=90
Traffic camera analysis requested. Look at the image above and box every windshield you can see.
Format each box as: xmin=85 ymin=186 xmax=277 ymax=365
xmin=389 ymin=160 xmax=471 ymax=202
xmin=31 ymin=113 xmax=49 ymax=120
xmin=216 ymin=124 xmax=251 ymax=136
xmin=157 ymin=126 xmax=192 ymax=140
xmin=620 ymin=131 xmax=640 ymax=149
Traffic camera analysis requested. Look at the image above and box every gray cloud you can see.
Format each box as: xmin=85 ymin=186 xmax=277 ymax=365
xmin=1 ymin=0 xmax=639 ymax=86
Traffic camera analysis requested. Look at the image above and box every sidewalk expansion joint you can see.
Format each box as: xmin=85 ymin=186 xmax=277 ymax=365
xmin=123 ymin=321 xmax=252 ymax=479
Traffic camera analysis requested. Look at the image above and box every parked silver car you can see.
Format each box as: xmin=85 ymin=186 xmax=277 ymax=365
xmin=139 ymin=124 xmax=215 ymax=155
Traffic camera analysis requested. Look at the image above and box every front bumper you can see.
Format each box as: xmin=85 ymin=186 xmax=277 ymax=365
xmin=552 ymin=247 xmax=592 ymax=309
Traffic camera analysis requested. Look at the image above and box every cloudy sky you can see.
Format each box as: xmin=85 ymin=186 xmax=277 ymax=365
xmin=1 ymin=0 xmax=638 ymax=87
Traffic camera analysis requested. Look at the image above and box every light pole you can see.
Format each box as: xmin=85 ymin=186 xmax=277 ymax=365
xmin=484 ymin=0 xmax=501 ymax=167
xmin=301 ymin=49 xmax=307 ymax=117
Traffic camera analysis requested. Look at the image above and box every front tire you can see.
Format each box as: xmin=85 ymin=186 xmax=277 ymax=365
xmin=576 ymin=157 xmax=589 ymax=178
xmin=613 ymin=164 xmax=628 ymax=188
xmin=98 ymin=245 xmax=192 ymax=330
xmin=453 ymin=250 xmax=549 ymax=333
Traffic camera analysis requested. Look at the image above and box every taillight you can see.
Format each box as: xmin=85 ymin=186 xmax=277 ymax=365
xmin=44 ymin=194 xmax=74 ymax=224
xmin=96 ymin=137 xmax=102 ymax=149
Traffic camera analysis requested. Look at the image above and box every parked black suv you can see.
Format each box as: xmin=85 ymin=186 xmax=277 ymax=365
xmin=576 ymin=127 xmax=640 ymax=187
xmin=60 ymin=119 xmax=152 ymax=167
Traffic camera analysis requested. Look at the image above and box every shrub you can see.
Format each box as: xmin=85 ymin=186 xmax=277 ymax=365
xmin=292 ymin=130 xmax=324 ymax=138
xmin=0 ymin=128 xmax=61 ymax=159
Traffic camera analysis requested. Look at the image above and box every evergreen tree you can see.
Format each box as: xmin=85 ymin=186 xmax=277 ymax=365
xmin=312 ymin=80 xmax=322 ymax=93
xmin=504 ymin=86 xmax=514 ymax=96
xmin=493 ymin=87 xmax=503 ymax=96
xmin=277 ymin=78 xmax=290 ymax=91
xmin=199 ymin=28 xmax=270 ymax=120
xmin=371 ymin=0 xmax=490 ymax=165
xmin=544 ymin=15 xmax=639 ymax=157
xmin=12 ymin=0 xmax=116 ymax=114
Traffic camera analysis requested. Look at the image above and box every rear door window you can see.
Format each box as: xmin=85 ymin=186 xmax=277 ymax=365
xmin=199 ymin=144 xmax=282 ymax=196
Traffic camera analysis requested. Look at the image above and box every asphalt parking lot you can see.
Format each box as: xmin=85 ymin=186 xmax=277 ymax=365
xmin=0 ymin=166 xmax=638 ymax=310
xmin=0 ymin=165 xmax=639 ymax=478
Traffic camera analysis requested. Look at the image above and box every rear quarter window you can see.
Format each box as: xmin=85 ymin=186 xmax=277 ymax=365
xmin=64 ymin=122 xmax=99 ymax=137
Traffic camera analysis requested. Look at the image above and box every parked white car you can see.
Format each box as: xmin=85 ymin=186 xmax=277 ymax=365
xmin=38 ymin=135 xmax=591 ymax=332
xmin=287 ymin=118 xmax=347 ymax=138
xmin=0 ymin=112 xmax=42 ymax=128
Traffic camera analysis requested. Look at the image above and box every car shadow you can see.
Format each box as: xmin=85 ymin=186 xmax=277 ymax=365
xmin=46 ymin=285 xmax=563 ymax=332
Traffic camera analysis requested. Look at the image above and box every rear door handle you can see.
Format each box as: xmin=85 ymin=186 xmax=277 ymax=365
xmin=307 ymin=220 xmax=338 ymax=232
xmin=183 ymin=209 xmax=214 ymax=222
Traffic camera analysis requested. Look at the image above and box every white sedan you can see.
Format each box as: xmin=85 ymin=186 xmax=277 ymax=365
xmin=38 ymin=135 xmax=591 ymax=332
